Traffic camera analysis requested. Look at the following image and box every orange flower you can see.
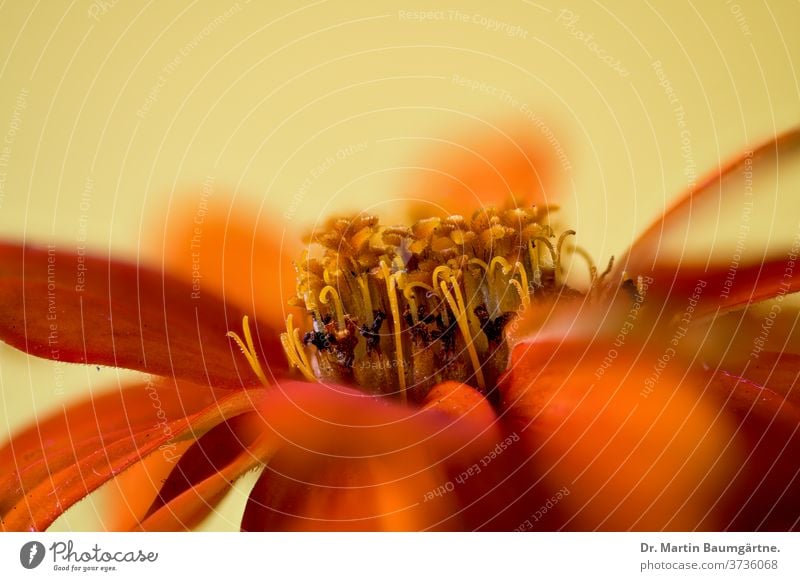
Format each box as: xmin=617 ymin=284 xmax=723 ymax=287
xmin=1 ymin=128 xmax=799 ymax=531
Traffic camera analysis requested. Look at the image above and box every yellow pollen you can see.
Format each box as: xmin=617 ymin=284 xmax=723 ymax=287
xmin=226 ymin=315 xmax=269 ymax=386
xmin=439 ymin=275 xmax=486 ymax=391
xmin=381 ymin=261 xmax=407 ymax=403
xmin=319 ymin=285 xmax=346 ymax=330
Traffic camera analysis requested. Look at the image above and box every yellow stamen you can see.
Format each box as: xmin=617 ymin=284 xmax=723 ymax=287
xmin=488 ymin=256 xmax=511 ymax=280
xmin=432 ymin=265 xmax=454 ymax=290
xmin=288 ymin=314 xmax=313 ymax=375
xmin=319 ymin=285 xmax=346 ymax=330
xmin=556 ymin=230 xmax=576 ymax=267
xmin=431 ymin=265 xmax=453 ymax=325
xmin=570 ymin=245 xmax=599 ymax=286
xmin=531 ymin=236 xmax=557 ymax=265
xmin=528 ymin=240 xmax=543 ymax=287
xmin=381 ymin=261 xmax=407 ymax=403
xmin=357 ymin=274 xmax=374 ymax=324
xmin=439 ymin=276 xmax=486 ymax=391
xmin=280 ymin=314 xmax=316 ymax=382
xmin=488 ymin=256 xmax=530 ymax=308
xmin=226 ymin=315 xmax=269 ymax=386
xmin=402 ymin=281 xmax=435 ymax=324
xmin=598 ymin=256 xmax=615 ymax=287
xmin=468 ymin=257 xmax=489 ymax=272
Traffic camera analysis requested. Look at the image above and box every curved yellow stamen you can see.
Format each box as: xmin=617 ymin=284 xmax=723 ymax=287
xmin=280 ymin=314 xmax=316 ymax=382
xmin=509 ymin=279 xmax=528 ymax=307
xmin=468 ymin=257 xmax=489 ymax=272
xmin=402 ymin=281 xmax=435 ymax=324
xmin=287 ymin=314 xmax=313 ymax=373
xmin=432 ymin=265 xmax=454 ymax=290
xmin=598 ymin=255 xmax=615 ymax=287
xmin=227 ymin=315 xmax=269 ymax=386
xmin=531 ymin=236 xmax=557 ymax=264
xmin=303 ymin=289 xmax=323 ymax=325
xmin=381 ymin=261 xmax=407 ymax=404
xmin=357 ymin=274 xmax=374 ymax=324
xmin=439 ymin=276 xmax=486 ymax=391
xmin=528 ymin=240 xmax=543 ymax=287
xmin=488 ymin=256 xmax=530 ymax=308
xmin=570 ymin=245 xmax=598 ymax=286
xmin=319 ymin=285 xmax=346 ymax=330
xmin=555 ymin=230 xmax=577 ymax=285
xmin=511 ymin=261 xmax=531 ymax=308
xmin=488 ymin=256 xmax=512 ymax=279
xmin=556 ymin=230 xmax=577 ymax=268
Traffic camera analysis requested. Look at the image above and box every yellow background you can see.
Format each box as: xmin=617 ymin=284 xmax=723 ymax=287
xmin=0 ymin=0 xmax=798 ymax=530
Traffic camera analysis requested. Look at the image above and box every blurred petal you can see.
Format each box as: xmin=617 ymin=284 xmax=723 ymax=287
xmin=500 ymin=340 xmax=739 ymax=531
xmin=151 ymin=193 xmax=301 ymax=329
xmin=240 ymin=381 xmax=501 ymax=531
xmin=422 ymin=380 xmax=498 ymax=430
xmin=0 ymin=242 xmax=284 ymax=388
xmin=401 ymin=123 xmax=562 ymax=219
xmin=641 ymin=257 xmax=800 ymax=319
xmin=141 ymin=413 xmax=262 ymax=528
xmin=618 ymin=128 xmax=800 ymax=277
xmin=0 ymin=380 xmax=260 ymax=531
xmin=105 ymin=440 xmax=193 ymax=531
xmin=138 ymin=431 xmax=271 ymax=531
xmin=707 ymin=370 xmax=800 ymax=530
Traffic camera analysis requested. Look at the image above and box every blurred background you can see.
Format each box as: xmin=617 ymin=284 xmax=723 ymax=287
xmin=0 ymin=0 xmax=798 ymax=530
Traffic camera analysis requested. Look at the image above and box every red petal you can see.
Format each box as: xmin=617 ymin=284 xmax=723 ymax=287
xmin=499 ymin=340 xmax=740 ymax=531
xmin=141 ymin=412 xmax=262 ymax=526
xmin=619 ymin=127 xmax=800 ymax=275
xmin=734 ymin=351 xmax=800 ymax=407
xmin=422 ymin=380 xmax=499 ymax=430
xmin=151 ymin=193 xmax=301 ymax=329
xmin=638 ymin=256 xmax=800 ymax=320
xmin=138 ymin=441 xmax=267 ymax=531
xmin=706 ymin=370 xmax=800 ymax=530
xmin=0 ymin=242 xmax=285 ymax=387
xmin=240 ymin=381 xmax=502 ymax=531
xmin=0 ymin=380 xmax=261 ymax=531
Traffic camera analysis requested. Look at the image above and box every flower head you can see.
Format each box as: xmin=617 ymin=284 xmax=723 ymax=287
xmin=1 ymin=128 xmax=799 ymax=531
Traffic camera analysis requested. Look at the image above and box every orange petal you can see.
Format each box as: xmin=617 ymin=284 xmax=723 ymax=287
xmin=422 ymin=380 xmax=498 ymax=430
xmin=0 ymin=242 xmax=283 ymax=387
xmin=401 ymin=123 xmax=562 ymax=219
xmin=706 ymin=369 xmax=800 ymax=530
xmin=105 ymin=440 xmax=193 ymax=531
xmin=500 ymin=340 xmax=739 ymax=531
xmin=138 ymin=436 xmax=269 ymax=531
xmin=239 ymin=381 xmax=502 ymax=531
xmin=0 ymin=380 xmax=261 ymax=531
xmin=618 ymin=127 xmax=800 ymax=278
xmin=151 ymin=193 xmax=301 ymax=329
xmin=141 ymin=412 xmax=262 ymax=527
xmin=710 ymin=351 xmax=800 ymax=408
xmin=637 ymin=257 xmax=800 ymax=320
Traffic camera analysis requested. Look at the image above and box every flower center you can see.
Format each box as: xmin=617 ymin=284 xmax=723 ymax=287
xmin=273 ymin=206 xmax=603 ymax=404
